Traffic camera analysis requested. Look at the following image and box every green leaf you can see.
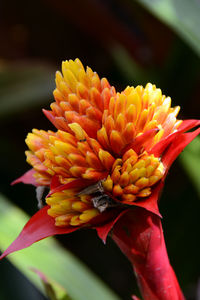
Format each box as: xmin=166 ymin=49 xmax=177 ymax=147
xmin=0 ymin=194 xmax=121 ymax=300
xmin=136 ymin=0 xmax=200 ymax=56
xmin=179 ymin=136 xmax=200 ymax=196
xmin=0 ymin=62 xmax=55 ymax=118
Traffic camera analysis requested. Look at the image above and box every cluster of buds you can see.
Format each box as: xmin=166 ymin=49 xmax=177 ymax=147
xmin=2 ymin=59 xmax=199 ymax=300
xmin=23 ymin=59 xmax=183 ymax=229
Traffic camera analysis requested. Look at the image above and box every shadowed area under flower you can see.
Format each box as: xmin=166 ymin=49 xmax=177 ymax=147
xmin=1 ymin=59 xmax=200 ymax=300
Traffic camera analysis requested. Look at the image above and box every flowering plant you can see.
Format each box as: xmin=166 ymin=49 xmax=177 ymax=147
xmin=1 ymin=59 xmax=199 ymax=300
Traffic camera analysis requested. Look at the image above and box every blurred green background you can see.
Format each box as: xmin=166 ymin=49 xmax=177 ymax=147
xmin=0 ymin=0 xmax=200 ymax=299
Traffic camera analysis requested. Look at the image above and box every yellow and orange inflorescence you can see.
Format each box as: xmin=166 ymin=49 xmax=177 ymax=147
xmin=102 ymin=149 xmax=164 ymax=203
xmin=25 ymin=59 xmax=182 ymax=227
xmin=44 ymin=59 xmax=116 ymax=138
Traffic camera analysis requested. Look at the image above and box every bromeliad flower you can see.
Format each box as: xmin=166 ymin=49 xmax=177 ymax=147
xmin=1 ymin=59 xmax=199 ymax=300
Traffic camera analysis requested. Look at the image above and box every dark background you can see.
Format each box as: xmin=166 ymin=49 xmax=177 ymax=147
xmin=0 ymin=0 xmax=200 ymax=299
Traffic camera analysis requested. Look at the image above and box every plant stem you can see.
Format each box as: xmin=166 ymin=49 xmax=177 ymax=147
xmin=112 ymin=208 xmax=185 ymax=300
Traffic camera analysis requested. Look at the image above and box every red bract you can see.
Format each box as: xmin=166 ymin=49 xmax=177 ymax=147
xmin=1 ymin=59 xmax=199 ymax=300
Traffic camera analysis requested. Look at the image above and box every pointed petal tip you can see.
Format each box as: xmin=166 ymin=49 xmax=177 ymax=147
xmin=95 ymin=209 xmax=129 ymax=243
xmin=0 ymin=251 xmax=7 ymax=260
xmin=130 ymin=182 xmax=164 ymax=218
xmin=42 ymin=108 xmax=51 ymax=116
xmin=101 ymin=236 xmax=107 ymax=245
xmin=0 ymin=206 xmax=80 ymax=260
xmin=163 ymin=127 xmax=200 ymax=176
xmin=151 ymin=119 xmax=200 ymax=157
xmin=179 ymin=119 xmax=200 ymax=131
xmin=11 ymin=169 xmax=38 ymax=186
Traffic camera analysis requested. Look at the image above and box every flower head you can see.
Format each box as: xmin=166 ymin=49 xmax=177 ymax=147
xmin=2 ymin=59 xmax=199 ymax=259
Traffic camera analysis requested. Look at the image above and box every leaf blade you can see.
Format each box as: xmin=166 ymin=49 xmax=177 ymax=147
xmin=137 ymin=0 xmax=200 ymax=56
xmin=179 ymin=136 xmax=200 ymax=196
